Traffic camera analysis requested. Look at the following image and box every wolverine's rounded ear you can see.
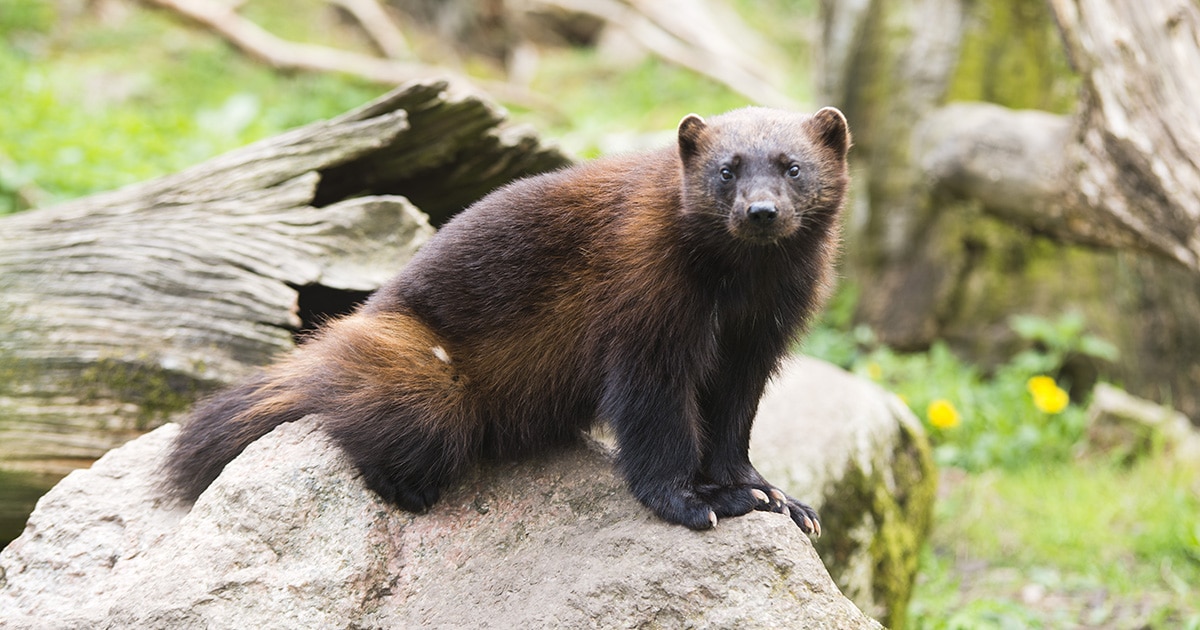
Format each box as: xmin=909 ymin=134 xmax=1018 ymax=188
xmin=678 ymin=114 xmax=708 ymax=162
xmin=807 ymin=107 xmax=851 ymax=158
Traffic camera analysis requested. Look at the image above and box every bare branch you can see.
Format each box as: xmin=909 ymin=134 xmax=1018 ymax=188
xmin=138 ymin=0 xmax=553 ymax=109
xmin=531 ymin=0 xmax=797 ymax=108
xmin=328 ymin=0 xmax=411 ymax=59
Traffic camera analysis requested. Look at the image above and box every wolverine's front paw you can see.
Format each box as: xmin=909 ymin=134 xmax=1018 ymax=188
xmin=695 ymin=483 xmax=771 ymax=519
xmin=696 ymin=483 xmax=821 ymax=536
xmin=638 ymin=486 xmax=719 ymax=530
xmin=758 ymin=488 xmax=821 ymax=537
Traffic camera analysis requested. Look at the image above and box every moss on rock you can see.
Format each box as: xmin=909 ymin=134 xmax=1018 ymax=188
xmin=816 ymin=405 xmax=937 ymax=630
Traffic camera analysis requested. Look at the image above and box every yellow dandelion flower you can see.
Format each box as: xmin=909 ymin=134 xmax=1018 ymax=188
xmin=1026 ymin=376 xmax=1056 ymax=396
xmin=927 ymin=399 xmax=960 ymax=429
xmin=866 ymin=362 xmax=883 ymax=381
xmin=1027 ymin=376 xmax=1070 ymax=414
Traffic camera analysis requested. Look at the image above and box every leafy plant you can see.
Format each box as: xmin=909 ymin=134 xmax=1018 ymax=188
xmin=1007 ymin=311 xmax=1119 ymax=377
xmin=802 ymin=300 xmax=1118 ymax=471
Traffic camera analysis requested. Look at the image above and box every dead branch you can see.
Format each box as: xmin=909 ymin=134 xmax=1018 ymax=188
xmin=328 ymin=0 xmax=411 ymax=59
xmin=139 ymin=0 xmax=552 ymax=109
xmin=530 ymin=0 xmax=797 ymax=108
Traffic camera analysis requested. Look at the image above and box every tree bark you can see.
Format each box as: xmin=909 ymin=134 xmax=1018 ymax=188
xmin=0 ymin=79 xmax=570 ymax=483
xmin=915 ymin=0 xmax=1200 ymax=272
xmin=820 ymin=0 xmax=1200 ymax=420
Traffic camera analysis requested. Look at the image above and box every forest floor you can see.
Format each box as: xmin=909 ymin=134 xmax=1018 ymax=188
xmin=909 ymin=461 xmax=1200 ymax=629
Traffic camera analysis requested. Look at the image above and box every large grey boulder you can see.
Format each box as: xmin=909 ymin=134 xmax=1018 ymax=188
xmin=1 ymin=357 xmax=930 ymax=628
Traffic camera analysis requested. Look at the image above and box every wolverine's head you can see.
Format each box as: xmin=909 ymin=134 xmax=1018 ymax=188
xmin=677 ymin=106 xmax=851 ymax=244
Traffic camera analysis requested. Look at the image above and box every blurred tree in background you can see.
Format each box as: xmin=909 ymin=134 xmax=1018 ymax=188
xmin=818 ymin=0 xmax=1200 ymax=424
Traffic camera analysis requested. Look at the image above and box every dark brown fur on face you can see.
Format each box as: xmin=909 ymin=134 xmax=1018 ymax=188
xmin=165 ymin=106 xmax=851 ymax=533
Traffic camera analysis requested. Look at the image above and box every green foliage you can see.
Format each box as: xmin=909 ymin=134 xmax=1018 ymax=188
xmin=803 ymin=301 xmax=1112 ymax=472
xmin=802 ymin=291 xmax=1196 ymax=627
xmin=0 ymin=150 xmax=39 ymax=214
xmin=0 ymin=4 xmax=383 ymax=212
xmin=0 ymin=0 xmax=55 ymax=37
xmin=1008 ymin=311 xmax=1120 ymax=375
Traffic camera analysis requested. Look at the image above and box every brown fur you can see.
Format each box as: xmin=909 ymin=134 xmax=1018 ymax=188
xmin=165 ymin=106 xmax=851 ymax=533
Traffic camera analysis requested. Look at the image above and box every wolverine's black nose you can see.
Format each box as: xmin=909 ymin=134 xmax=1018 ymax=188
xmin=747 ymin=201 xmax=778 ymax=224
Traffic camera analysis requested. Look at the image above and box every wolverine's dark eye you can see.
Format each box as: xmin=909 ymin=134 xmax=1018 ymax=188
xmin=787 ymin=164 xmax=802 ymax=179
xmin=719 ymin=167 xmax=735 ymax=181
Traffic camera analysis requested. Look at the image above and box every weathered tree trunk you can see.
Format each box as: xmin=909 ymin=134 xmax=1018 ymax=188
xmin=918 ymin=0 xmax=1200 ymax=271
xmin=820 ymin=0 xmax=1200 ymax=420
xmin=0 ymin=79 xmax=569 ymax=540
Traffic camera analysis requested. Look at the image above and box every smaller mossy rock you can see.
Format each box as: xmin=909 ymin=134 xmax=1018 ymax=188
xmin=752 ymin=357 xmax=937 ymax=630
xmin=1086 ymin=383 xmax=1200 ymax=463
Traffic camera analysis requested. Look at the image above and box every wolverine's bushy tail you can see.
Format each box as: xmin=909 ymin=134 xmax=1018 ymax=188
xmin=163 ymin=370 xmax=313 ymax=502
xmin=163 ymin=311 xmax=480 ymax=509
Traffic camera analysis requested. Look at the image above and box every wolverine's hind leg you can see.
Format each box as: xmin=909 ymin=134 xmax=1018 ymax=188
xmin=310 ymin=311 xmax=479 ymax=513
xmin=330 ymin=417 xmax=473 ymax=513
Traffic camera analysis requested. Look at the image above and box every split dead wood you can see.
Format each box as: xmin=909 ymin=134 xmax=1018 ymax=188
xmin=0 ymin=79 xmax=570 ymax=477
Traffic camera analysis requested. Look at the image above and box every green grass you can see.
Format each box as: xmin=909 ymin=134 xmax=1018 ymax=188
xmin=910 ymin=458 xmax=1200 ymax=629
xmin=802 ymin=289 xmax=1200 ymax=628
xmin=0 ymin=0 xmax=383 ymax=213
xmin=936 ymin=461 xmax=1200 ymax=579
xmin=520 ymin=50 xmax=757 ymax=158
xmin=512 ymin=0 xmax=817 ymax=157
xmin=0 ymin=0 xmax=811 ymax=212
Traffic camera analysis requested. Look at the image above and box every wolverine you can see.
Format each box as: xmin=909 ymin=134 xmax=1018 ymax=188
xmin=165 ymin=106 xmax=851 ymax=534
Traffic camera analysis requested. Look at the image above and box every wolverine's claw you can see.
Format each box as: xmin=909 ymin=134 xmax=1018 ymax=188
xmin=769 ymin=488 xmax=787 ymax=512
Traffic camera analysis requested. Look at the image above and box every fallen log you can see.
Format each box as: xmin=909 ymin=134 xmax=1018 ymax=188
xmin=0 ymin=79 xmax=569 ymax=496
